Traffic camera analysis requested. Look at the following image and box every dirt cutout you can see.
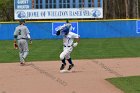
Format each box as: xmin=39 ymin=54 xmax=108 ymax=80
xmin=0 ymin=58 xmax=140 ymax=93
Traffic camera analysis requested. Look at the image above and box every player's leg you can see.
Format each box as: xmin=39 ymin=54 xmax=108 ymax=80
xmin=67 ymin=59 xmax=74 ymax=71
xmin=22 ymin=40 xmax=29 ymax=60
xmin=18 ymin=40 xmax=29 ymax=65
xmin=18 ymin=40 xmax=25 ymax=65
xmin=60 ymin=51 xmax=67 ymax=70
xmin=19 ymin=52 xmax=24 ymax=63
xmin=65 ymin=51 xmax=74 ymax=71
xmin=59 ymin=47 xmax=69 ymax=70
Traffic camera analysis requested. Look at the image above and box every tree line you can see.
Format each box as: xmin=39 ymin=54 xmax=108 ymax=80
xmin=103 ymin=0 xmax=140 ymax=19
xmin=0 ymin=0 xmax=140 ymax=21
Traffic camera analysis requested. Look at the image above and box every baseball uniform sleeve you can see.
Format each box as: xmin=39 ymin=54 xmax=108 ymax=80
xmin=72 ymin=33 xmax=79 ymax=38
xmin=27 ymin=34 xmax=31 ymax=39
xmin=69 ymin=24 xmax=72 ymax=32
xmin=26 ymin=26 xmax=31 ymax=39
xmin=14 ymin=27 xmax=18 ymax=36
xmin=26 ymin=26 xmax=30 ymax=34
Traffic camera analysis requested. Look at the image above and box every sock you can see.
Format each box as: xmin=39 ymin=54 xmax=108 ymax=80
xmin=67 ymin=58 xmax=73 ymax=65
xmin=61 ymin=58 xmax=66 ymax=64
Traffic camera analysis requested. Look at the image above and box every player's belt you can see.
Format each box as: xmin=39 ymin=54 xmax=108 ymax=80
xmin=64 ymin=45 xmax=72 ymax=47
xmin=18 ymin=38 xmax=27 ymax=40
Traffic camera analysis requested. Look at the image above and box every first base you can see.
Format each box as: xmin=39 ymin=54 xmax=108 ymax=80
xmin=60 ymin=70 xmax=68 ymax=73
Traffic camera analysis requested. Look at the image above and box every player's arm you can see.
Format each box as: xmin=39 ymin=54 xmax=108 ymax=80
xmin=13 ymin=29 xmax=18 ymax=49
xmin=56 ymin=25 xmax=64 ymax=36
xmin=73 ymin=34 xmax=80 ymax=47
xmin=27 ymin=33 xmax=32 ymax=44
xmin=73 ymin=37 xmax=80 ymax=47
xmin=13 ymin=37 xmax=18 ymax=49
xmin=26 ymin=27 xmax=32 ymax=44
xmin=74 ymin=37 xmax=80 ymax=43
xmin=14 ymin=35 xmax=17 ymax=43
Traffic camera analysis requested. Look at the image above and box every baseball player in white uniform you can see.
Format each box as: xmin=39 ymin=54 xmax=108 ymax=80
xmin=13 ymin=19 xmax=32 ymax=65
xmin=56 ymin=20 xmax=80 ymax=71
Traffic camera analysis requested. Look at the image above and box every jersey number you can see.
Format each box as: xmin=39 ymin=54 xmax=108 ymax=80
xmin=18 ymin=29 xmax=21 ymax=35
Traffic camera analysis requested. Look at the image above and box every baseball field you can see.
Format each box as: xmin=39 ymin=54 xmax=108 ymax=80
xmin=0 ymin=38 xmax=140 ymax=93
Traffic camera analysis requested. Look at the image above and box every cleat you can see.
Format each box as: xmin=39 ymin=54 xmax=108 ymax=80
xmin=68 ymin=64 xmax=74 ymax=71
xmin=20 ymin=57 xmax=25 ymax=66
xmin=60 ymin=63 xmax=66 ymax=70
xmin=20 ymin=62 xmax=25 ymax=66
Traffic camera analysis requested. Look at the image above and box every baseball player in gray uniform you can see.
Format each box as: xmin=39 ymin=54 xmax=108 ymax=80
xmin=56 ymin=20 xmax=80 ymax=71
xmin=14 ymin=19 xmax=32 ymax=65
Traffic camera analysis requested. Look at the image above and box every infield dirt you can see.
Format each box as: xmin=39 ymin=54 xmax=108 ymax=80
xmin=0 ymin=58 xmax=140 ymax=93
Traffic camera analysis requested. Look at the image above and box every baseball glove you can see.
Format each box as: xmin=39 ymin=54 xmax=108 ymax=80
xmin=14 ymin=43 xmax=18 ymax=49
xmin=56 ymin=30 xmax=61 ymax=36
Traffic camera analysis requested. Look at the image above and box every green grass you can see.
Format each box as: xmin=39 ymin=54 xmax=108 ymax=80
xmin=1 ymin=38 xmax=140 ymax=63
xmin=107 ymin=76 xmax=140 ymax=93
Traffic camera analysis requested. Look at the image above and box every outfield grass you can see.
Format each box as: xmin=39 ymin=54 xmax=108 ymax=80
xmin=107 ymin=76 xmax=140 ymax=93
xmin=0 ymin=38 xmax=140 ymax=63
